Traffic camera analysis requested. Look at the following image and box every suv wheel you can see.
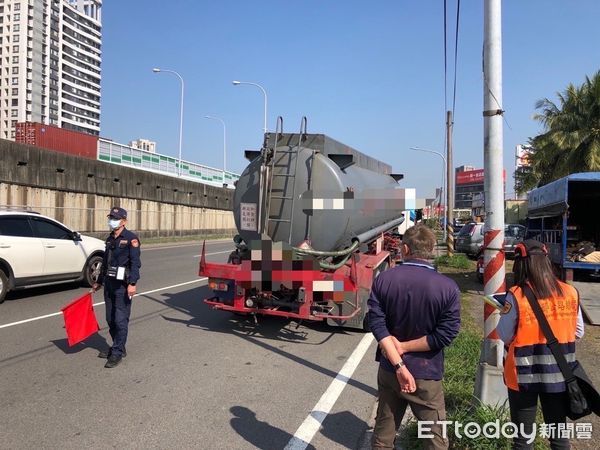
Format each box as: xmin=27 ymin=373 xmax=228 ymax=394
xmin=83 ymin=255 xmax=103 ymax=287
xmin=0 ymin=270 xmax=8 ymax=304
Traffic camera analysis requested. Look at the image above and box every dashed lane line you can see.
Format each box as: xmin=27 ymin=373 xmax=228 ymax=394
xmin=0 ymin=278 xmax=208 ymax=330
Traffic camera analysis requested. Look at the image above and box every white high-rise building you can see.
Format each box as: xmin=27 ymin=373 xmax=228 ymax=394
xmin=0 ymin=0 xmax=102 ymax=140
xmin=129 ymin=138 xmax=156 ymax=153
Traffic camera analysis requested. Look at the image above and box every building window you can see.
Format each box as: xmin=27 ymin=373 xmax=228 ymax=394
xmin=12 ymin=56 xmax=18 ymax=63
xmin=11 ymin=110 xmax=18 ymax=117
xmin=11 ymin=77 xmax=18 ymax=85
xmin=12 ymin=88 xmax=18 ymax=96
xmin=14 ymin=4 xmax=21 ymax=12
xmin=12 ymin=66 xmax=18 ymax=74
xmin=13 ymin=24 xmax=20 ymax=32
xmin=11 ymin=120 xmax=17 ymax=127
xmin=12 ymin=99 xmax=18 ymax=106
xmin=14 ymin=13 xmax=20 ymax=21
xmin=12 ymin=45 xmax=19 ymax=52
xmin=13 ymin=35 xmax=19 ymax=43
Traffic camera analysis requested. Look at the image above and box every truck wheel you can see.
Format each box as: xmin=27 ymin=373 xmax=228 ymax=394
xmin=0 ymin=270 xmax=8 ymax=304
xmin=83 ymin=255 xmax=103 ymax=287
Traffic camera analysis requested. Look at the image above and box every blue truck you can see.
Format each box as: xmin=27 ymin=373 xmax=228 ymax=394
xmin=527 ymin=172 xmax=600 ymax=281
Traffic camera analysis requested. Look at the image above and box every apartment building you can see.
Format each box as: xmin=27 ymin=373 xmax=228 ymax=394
xmin=129 ymin=138 xmax=157 ymax=153
xmin=0 ymin=0 xmax=102 ymax=140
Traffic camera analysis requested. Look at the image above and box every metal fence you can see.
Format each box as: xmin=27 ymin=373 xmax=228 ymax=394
xmin=97 ymin=139 xmax=240 ymax=188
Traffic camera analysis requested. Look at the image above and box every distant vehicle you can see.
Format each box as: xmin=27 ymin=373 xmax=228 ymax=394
xmin=504 ymin=224 xmax=526 ymax=256
xmin=475 ymin=225 xmax=526 ymax=283
xmin=455 ymin=222 xmax=483 ymax=256
xmin=452 ymin=217 xmax=469 ymax=236
xmin=457 ymin=222 xmax=526 ymax=258
xmin=397 ymin=210 xmax=417 ymax=237
xmin=0 ymin=209 xmax=105 ymax=303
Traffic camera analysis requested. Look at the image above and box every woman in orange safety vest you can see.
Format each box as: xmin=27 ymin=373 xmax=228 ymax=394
xmin=496 ymin=239 xmax=584 ymax=450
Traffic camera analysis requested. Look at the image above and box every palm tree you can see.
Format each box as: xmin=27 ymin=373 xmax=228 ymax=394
xmin=515 ymin=70 xmax=600 ymax=194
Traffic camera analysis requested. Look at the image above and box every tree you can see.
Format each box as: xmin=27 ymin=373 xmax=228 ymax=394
xmin=515 ymin=70 xmax=600 ymax=194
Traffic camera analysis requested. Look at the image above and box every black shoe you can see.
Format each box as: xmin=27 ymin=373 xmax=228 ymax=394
xmin=98 ymin=349 xmax=126 ymax=359
xmin=104 ymin=355 xmax=122 ymax=368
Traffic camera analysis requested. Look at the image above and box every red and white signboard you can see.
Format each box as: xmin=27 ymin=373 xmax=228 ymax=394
xmin=240 ymin=203 xmax=257 ymax=231
xmin=456 ymin=169 xmax=485 ymax=185
xmin=456 ymin=168 xmax=506 ymax=185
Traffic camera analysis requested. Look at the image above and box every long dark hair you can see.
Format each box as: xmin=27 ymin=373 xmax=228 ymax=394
xmin=513 ymin=254 xmax=563 ymax=299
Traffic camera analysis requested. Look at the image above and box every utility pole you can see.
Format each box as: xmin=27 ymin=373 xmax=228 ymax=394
xmin=446 ymin=110 xmax=454 ymax=256
xmin=474 ymin=0 xmax=507 ymax=407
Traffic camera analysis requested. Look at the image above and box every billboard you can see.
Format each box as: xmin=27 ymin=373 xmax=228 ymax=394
xmin=516 ymin=144 xmax=532 ymax=169
xmin=456 ymin=169 xmax=485 ymax=185
xmin=456 ymin=168 xmax=506 ymax=185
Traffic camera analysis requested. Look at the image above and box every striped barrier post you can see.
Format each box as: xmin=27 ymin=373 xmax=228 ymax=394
xmin=474 ymin=227 xmax=507 ymax=405
xmin=446 ymin=224 xmax=454 ymax=256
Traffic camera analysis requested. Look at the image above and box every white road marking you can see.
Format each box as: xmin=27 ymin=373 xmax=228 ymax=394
xmin=284 ymin=333 xmax=375 ymax=450
xmin=193 ymin=250 xmax=232 ymax=258
xmin=0 ymin=278 xmax=208 ymax=330
xmin=144 ymin=239 xmax=232 ymax=251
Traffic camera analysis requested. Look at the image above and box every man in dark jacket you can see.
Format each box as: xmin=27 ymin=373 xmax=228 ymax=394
xmin=92 ymin=207 xmax=141 ymax=368
xmin=368 ymin=224 xmax=460 ymax=450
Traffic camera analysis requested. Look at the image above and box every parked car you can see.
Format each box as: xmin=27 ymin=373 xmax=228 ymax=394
xmin=455 ymin=222 xmax=484 ymax=256
xmin=504 ymin=224 xmax=526 ymax=256
xmin=0 ymin=209 xmax=105 ymax=303
xmin=457 ymin=222 xmax=526 ymax=258
xmin=475 ymin=224 xmax=527 ymax=283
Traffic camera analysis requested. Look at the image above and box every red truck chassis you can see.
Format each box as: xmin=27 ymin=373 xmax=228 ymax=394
xmin=199 ymin=233 xmax=400 ymax=329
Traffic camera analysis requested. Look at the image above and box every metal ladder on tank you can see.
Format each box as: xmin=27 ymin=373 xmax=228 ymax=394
xmin=265 ymin=117 xmax=307 ymax=245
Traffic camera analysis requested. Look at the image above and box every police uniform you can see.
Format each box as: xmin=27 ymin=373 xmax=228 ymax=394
xmin=97 ymin=208 xmax=141 ymax=365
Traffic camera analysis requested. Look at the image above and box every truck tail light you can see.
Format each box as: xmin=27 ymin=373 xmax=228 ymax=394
xmin=209 ymin=278 xmax=229 ymax=291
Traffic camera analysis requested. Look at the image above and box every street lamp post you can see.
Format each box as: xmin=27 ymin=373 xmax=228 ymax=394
xmin=409 ymin=147 xmax=448 ymax=242
xmin=204 ymin=115 xmax=227 ymax=185
xmin=153 ymin=68 xmax=184 ymax=176
xmin=232 ymin=80 xmax=268 ymax=134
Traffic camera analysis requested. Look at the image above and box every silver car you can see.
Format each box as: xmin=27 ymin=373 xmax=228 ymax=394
xmin=455 ymin=223 xmax=484 ymax=256
xmin=455 ymin=222 xmax=525 ymax=257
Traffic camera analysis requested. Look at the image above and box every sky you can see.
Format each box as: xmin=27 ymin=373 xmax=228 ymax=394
xmin=99 ymin=1 xmax=600 ymax=200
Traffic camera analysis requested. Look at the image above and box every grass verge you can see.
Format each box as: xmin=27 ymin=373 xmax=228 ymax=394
xmin=434 ymin=254 xmax=473 ymax=270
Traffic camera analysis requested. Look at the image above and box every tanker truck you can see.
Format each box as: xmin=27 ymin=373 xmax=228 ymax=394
xmin=199 ymin=118 xmax=416 ymax=330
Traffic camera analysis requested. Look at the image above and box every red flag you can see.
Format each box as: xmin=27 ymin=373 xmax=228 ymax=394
xmin=61 ymin=293 xmax=99 ymax=347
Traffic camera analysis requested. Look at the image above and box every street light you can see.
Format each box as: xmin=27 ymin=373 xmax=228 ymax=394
xmin=153 ymin=67 xmax=184 ymax=176
xmin=204 ymin=115 xmax=227 ymax=185
xmin=232 ymin=80 xmax=268 ymax=134
xmin=409 ymin=146 xmax=448 ymax=242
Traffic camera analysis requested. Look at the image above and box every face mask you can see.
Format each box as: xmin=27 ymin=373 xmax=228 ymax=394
xmin=108 ymin=219 xmax=122 ymax=230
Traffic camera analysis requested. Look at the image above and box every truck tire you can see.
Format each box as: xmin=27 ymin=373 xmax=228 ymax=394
xmin=83 ymin=255 xmax=103 ymax=287
xmin=0 ymin=270 xmax=8 ymax=304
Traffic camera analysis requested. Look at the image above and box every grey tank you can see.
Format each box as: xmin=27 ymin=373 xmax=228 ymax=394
xmin=233 ymin=133 xmax=403 ymax=252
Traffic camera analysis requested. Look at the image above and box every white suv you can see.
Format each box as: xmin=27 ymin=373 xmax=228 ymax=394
xmin=0 ymin=209 xmax=105 ymax=303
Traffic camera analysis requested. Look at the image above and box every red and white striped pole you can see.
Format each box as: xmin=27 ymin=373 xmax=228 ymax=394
xmin=474 ymin=0 xmax=507 ymax=406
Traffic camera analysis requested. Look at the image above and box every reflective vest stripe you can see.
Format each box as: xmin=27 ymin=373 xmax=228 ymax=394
xmin=515 ymin=353 xmax=576 ymax=366
xmin=517 ymin=372 xmax=565 ymax=384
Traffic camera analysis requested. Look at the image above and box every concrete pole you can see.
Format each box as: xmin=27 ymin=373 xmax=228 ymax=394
xmin=474 ymin=0 xmax=507 ymax=407
xmin=446 ymin=110 xmax=454 ymax=256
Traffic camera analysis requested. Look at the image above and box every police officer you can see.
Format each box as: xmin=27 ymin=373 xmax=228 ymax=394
xmin=92 ymin=207 xmax=141 ymax=368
